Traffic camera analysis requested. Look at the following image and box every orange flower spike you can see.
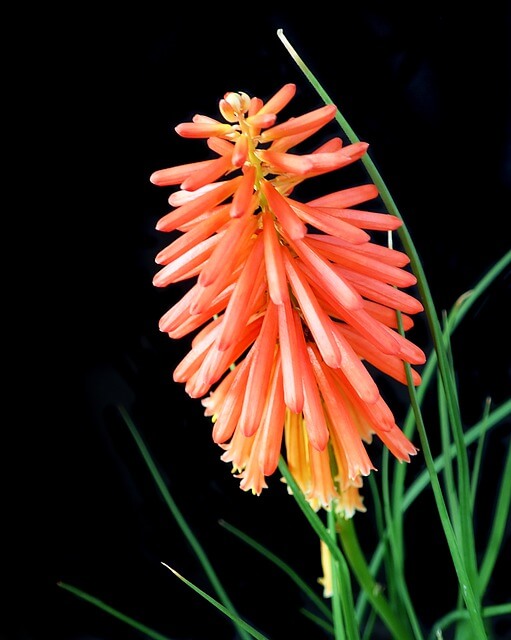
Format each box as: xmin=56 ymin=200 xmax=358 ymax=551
xmin=260 ymin=104 xmax=337 ymax=142
xmin=150 ymin=84 xmax=427 ymax=504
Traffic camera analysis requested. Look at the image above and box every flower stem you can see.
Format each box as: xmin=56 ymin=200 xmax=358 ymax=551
xmin=279 ymin=458 xmax=412 ymax=639
xmin=336 ymin=516 xmax=415 ymax=639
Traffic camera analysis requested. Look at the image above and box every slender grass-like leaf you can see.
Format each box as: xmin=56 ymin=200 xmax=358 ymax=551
xmin=403 ymin=404 xmax=511 ymax=515
xmin=161 ymin=564 xmax=270 ymax=640
xmin=300 ymin=608 xmax=335 ymax=635
xmin=118 ymin=405 xmax=252 ymax=640
xmin=361 ymin=608 xmax=378 ymax=640
xmin=357 ymin=474 xmax=388 ymax=622
xmin=436 ymin=320 xmax=460 ymax=536
xmin=428 ymin=603 xmax=511 ymax=640
xmin=435 ymin=333 xmax=480 ymax=611
xmin=478 ymin=441 xmax=511 ymax=594
xmin=382 ymin=449 xmax=424 ymax=640
xmin=57 ymin=581 xmax=173 ymax=640
xmin=219 ymin=519 xmax=332 ymax=621
xmin=365 ymin=404 xmax=511 ymax=593
xmin=394 ymin=253 xmax=511 ymax=530
xmin=403 ymin=367 xmax=486 ymax=637
xmin=469 ymin=399 xmax=492 ymax=511
xmin=380 ymin=451 xmax=400 ymax=607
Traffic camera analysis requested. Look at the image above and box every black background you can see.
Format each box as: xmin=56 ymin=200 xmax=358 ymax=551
xmin=9 ymin=3 xmax=511 ymax=640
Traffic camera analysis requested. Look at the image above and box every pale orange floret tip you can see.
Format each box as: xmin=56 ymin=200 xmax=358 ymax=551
xmin=149 ymin=83 xmax=426 ymax=515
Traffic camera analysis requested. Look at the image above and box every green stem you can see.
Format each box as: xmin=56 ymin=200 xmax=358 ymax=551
xmin=336 ymin=517 xmax=414 ymax=639
xmin=279 ymin=458 xmax=412 ymax=640
xmin=327 ymin=508 xmax=349 ymax=640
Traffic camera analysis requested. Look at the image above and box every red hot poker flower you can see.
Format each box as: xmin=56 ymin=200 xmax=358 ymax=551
xmin=150 ymin=84 xmax=426 ymax=517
